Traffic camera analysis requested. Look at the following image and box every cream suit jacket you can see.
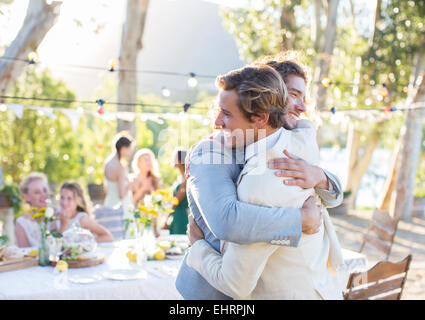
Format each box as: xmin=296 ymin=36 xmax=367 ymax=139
xmin=187 ymin=120 xmax=344 ymax=300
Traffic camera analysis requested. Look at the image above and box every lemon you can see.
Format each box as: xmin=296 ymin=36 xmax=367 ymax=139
xmin=157 ymin=241 xmax=171 ymax=250
xmin=154 ymin=249 xmax=166 ymax=260
xmin=126 ymin=250 xmax=137 ymax=262
xmin=56 ymin=260 xmax=68 ymax=272
xmin=28 ymin=249 xmax=38 ymax=257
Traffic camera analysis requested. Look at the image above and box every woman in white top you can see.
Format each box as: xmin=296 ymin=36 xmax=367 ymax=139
xmin=16 ymin=172 xmax=53 ymax=247
xmin=103 ymin=132 xmax=135 ymax=214
xmin=131 ymin=148 xmax=162 ymax=207
xmin=53 ymin=182 xmax=113 ymax=243
xmin=186 ymin=64 xmax=344 ymax=300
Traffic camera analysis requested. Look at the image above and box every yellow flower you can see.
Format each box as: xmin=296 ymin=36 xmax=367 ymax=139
xmin=148 ymin=209 xmax=158 ymax=216
xmin=171 ymin=197 xmax=179 ymax=206
xmin=156 ymin=189 xmax=168 ymax=196
xmin=38 ymin=208 xmax=46 ymax=214
xmin=32 ymin=211 xmax=44 ymax=219
xmin=139 ymin=205 xmax=151 ymax=214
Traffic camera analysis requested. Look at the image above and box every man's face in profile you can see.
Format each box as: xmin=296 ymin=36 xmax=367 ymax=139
xmin=214 ymin=89 xmax=257 ymax=149
xmin=284 ymin=75 xmax=307 ymax=130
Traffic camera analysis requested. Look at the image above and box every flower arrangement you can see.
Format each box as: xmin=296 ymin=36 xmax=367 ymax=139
xmin=125 ymin=189 xmax=178 ymax=237
xmin=28 ymin=204 xmax=62 ymax=266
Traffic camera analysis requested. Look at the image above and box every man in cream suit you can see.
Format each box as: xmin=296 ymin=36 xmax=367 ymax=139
xmin=176 ymin=54 xmax=343 ymax=300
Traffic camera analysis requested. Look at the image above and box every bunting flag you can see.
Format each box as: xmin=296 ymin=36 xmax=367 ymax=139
xmin=6 ymin=104 xmax=24 ymax=119
xmin=60 ymin=108 xmax=81 ymax=132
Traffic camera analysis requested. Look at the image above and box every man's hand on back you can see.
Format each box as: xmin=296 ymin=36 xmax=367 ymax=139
xmin=268 ymin=150 xmax=329 ymax=190
xmin=301 ymin=196 xmax=322 ymax=234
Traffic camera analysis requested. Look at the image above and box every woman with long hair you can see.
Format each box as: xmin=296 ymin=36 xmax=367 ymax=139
xmin=54 ymin=182 xmax=114 ymax=242
xmin=131 ymin=148 xmax=161 ymax=207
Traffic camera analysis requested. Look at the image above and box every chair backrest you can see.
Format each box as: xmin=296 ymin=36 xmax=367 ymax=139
xmin=359 ymin=209 xmax=399 ymax=260
xmin=88 ymin=183 xmax=106 ymax=205
xmin=93 ymin=206 xmax=125 ymax=240
xmin=344 ymin=254 xmax=412 ymax=300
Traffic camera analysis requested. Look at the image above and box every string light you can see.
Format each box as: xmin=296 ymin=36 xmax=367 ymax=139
xmin=0 ymin=104 xmax=7 ymax=112
xmin=161 ymin=86 xmax=171 ymax=97
xmin=183 ymin=103 xmax=191 ymax=113
xmin=321 ymin=77 xmax=331 ymax=87
xmin=96 ymin=99 xmax=105 ymax=114
xmin=108 ymin=59 xmax=118 ymax=72
xmin=188 ymin=73 xmax=198 ymax=88
xmin=27 ymin=52 xmax=37 ymax=64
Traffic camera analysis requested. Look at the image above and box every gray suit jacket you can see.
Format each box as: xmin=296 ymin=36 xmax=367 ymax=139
xmin=175 ymin=136 xmax=343 ymax=300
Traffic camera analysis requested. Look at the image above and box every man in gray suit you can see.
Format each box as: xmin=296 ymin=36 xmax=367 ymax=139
xmin=175 ymin=55 xmax=343 ymax=300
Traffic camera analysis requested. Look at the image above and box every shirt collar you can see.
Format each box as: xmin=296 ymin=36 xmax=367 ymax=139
xmin=244 ymin=128 xmax=283 ymax=162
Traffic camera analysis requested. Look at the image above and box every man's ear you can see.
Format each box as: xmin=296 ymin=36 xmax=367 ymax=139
xmin=253 ymin=112 xmax=269 ymax=129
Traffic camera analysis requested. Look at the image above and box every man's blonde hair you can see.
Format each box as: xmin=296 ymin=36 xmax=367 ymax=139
xmin=19 ymin=172 xmax=49 ymax=195
xmin=216 ymin=64 xmax=288 ymax=128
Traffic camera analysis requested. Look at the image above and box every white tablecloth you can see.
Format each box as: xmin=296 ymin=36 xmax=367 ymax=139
xmin=0 ymin=241 xmax=367 ymax=300
xmin=0 ymin=239 xmax=184 ymax=300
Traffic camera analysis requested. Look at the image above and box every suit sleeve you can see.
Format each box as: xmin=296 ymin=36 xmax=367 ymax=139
xmin=187 ymin=239 xmax=278 ymax=299
xmin=188 ymin=140 xmax=302 ymax=247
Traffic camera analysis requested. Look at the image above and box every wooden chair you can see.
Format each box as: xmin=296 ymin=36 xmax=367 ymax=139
xmin=344 ymin=254 xmax=412 ymax=300
xmin=359 ymin=209 xmax=399 ymax=260
xmin=88 ymin=183 xmax=106 ymax=206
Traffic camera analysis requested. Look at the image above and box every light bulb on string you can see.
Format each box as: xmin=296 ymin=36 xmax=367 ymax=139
xmin=379 ymin=84 xmax=389 ymax=99
xmin=161 ymin=87 xmax=171 ymax=97
xmin=0 ymin=104 xmax=7 ymax=112
xmin=183 ymin=103 xmax=191 ymax=113
xmin=27 ymin=51 xmax=38 ymax=64
xmin=108 ymin=59 xmax=118 ymax=72
xmin=96 ymin=99 xmax=105 ymax=114
xmin=321 ymin=77 xmax=331 ymax=87
xmin=188 ymin=73 xmax=198 ymax=88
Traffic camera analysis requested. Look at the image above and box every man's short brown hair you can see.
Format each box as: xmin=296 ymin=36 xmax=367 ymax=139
xmin=255 ymin=51 xmax=310 ymax=85
xmin=216 ymin=64 xmax=288 ymax=129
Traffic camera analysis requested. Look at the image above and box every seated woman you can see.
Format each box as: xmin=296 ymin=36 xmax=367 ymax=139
xmin=53 ymin=182 xmax=114 ymax=243
xmin=131 ymin=148 xmax=161 ymax=207
xmin=16 ymin=172 xmax=53 ymax=247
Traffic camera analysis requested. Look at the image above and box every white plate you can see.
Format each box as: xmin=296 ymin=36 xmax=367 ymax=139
xmin=69 ymin=275 xmax=102 ymax=284
xmin=102 ymin=269 xmax=147 ymax=281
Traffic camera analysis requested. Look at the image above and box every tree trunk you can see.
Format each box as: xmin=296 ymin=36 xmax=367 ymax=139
xmin=117 ymin=0 xmax=150 ymax=137
xmin=310 ymin=0 xmax=340 ymax=114
xmin=0 ymin=0 xmax=61 ymax=98
xmin=368 ymin=0 xmax=382 ymax=49
xmin=279 ymin=3 xmax=296 ymax=51
xmin=312 ymin=0 xmax=322 ymax=52
xmin=378 ymin=140 xmax=401 ymax=210
xmin=381 ymin=35 xmax=425 ymax=217
xmin=346 ymin=128 xmax=379 ymax=209
xmin=390 ymin=70 xmax=425 ymax=221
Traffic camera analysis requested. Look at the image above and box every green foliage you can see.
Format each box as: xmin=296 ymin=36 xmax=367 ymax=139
xmin=0 ymin=234 xmax=8 ymax=246
xmin=0 ymin=183 xmax=21 ymax=216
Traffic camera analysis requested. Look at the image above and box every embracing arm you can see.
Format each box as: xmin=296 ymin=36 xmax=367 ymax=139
xmin=314 ymin=169 xmax=343 ymax=208
xmin=188 ymin=142 xmax=302 ymax=247
xmin=187 ymin=239 xmax=278 ymax=299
